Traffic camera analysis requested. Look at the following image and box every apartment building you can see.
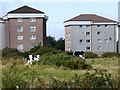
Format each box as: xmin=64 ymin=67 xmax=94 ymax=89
xmin=118 ymin=23 xmax=120 ymax=53
xmin=3 ymin=6 xmax=48 ymax=52
xmin=0 ymin=18 xmax=5 ymax=50
xmin=64 ymin=14 xmax=117 ymax=55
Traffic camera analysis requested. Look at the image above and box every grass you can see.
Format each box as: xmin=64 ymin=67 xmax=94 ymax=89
xmin=2 ymin=57 xmax=119 ymax=88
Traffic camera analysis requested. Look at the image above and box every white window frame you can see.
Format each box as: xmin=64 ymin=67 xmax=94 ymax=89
xmin=105 ymin=25 xmax=108 ymax=28
xmin=86 ymin=39 xmax=91 ymax=43
xmin=97 ymin=46 xmax=101 ymax=50
xmin=17 ymin=26 xmax=23 ymax=32
xmin=97 ymin=25 xmax=101 ymax=28
xmin=17 ymin=44 xmax=23 ymax=50
xmin=80 ymin=39 xmax=83 ymax=43
xmin=30 ymin=17 xmax=36 ymax=22
xmin=97 ymin=39 xmax=102 ymax=44
xmin=30 ymin=26 xmax=36 ymax=32
xmin=105 ymin=39 xmax=108 ymax=43
xmin=17 ymin=18 xmax=22 ymax=22
xmin=17 ymin=35 xmax=23 ymax=40
xmin=86 ymin=32 xmax=90 ymax=35
xmin=30 ymin=43 xmax=35 ymax=49
xmin=30 ymin=35 xmax=36 ymax=40
xmin=79 ymin=25 xmax=82 ymax=28
xmin=86 ymin=47 xmax=91 ymax=51
xmin=97 ymin=31 xmax=101 ymax=35
xmin=86 ymin=25 xmax=90 ymax=28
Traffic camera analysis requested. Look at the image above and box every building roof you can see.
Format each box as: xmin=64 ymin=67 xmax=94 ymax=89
xmin=64 ymin=14 xmax=116 ymax=23
xmin=8 ymin=5 xmax=45 ymax=14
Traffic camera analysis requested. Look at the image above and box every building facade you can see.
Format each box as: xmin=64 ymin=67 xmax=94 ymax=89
xmin=3 ymin=6 xmax=48 ymax=52
xmin=64 ymin=14 xmax=117 ymax=55
xmin=0 ymin=18 xmax=5 ymax=50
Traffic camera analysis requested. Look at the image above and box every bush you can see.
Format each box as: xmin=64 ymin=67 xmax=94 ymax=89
xmin=85 ymin=52 xmax=98 ymax=59
xmin=49 ymin=69 xmax=118 ymax=88
xmin=2 ymin=47 xmax=23 ymax=59
xmin=64 ymin=60 xmax=92 ymax=70
xmin=101 ymin=52 xmax=120 ymax=58
xmin=34 ymin=46 xmax=63 ymax=55
xmin=38 ymin=53 xmax=91 ymax=70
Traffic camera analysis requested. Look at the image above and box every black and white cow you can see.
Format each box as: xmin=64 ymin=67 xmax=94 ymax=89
xmin=73 ymin=51 xmax=85 ymax=59
xmin=24 ymin=55 xmax=40 ymax=65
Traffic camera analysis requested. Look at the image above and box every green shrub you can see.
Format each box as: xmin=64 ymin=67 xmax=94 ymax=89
xmin=49 ymin=69 xmax=118 ymax=88
xmin=38 ymin=53 xmax=91 ymax=70
xmin=63 ymin=60 xmax=92 ymax=70
xmin=101 ymin=52 xmax=120 ymax=58
xmin=34 ymin=46 xmax=63 ymax=55
xmin=2 ymin=47 xmax=23 ymax=59
xmin=85 ymin=52 xmax=98 ymax=59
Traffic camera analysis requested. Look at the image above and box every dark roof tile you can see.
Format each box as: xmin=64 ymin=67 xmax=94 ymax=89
xmin=64 ymin=14 xmax=116 ymax=23
xmin=8 ymin=5 xmax=44 ymax=14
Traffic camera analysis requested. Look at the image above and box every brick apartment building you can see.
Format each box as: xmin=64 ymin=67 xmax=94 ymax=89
xmin=3 ymin=6 xmax=48 ymax=52
xmin=64 ymin=14 xmax=117 ymax=55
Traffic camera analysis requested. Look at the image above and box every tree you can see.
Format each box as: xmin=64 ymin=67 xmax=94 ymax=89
xmin=56 ymin=38 xmax=65 ymax=51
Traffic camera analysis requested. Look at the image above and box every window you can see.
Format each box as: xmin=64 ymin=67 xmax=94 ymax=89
xmin=86 ymin=25 xmax=90 ymax=28
xmin=86 ymin=39 xmax=90 ymax=43
xmin=105 ymin=39 xmax=108 ymax=43
xmin=97 ymin=25 xmax=101 ymax=28
xmin=17 ymin=44 xmax=23 ymax=50
xmin=30 ymin=43 xmax=35 ymax=49
xmin=17 ymin=26 xmax=23 ymax=32
xmin=17 ymin=18 xmax=22 ymax=22
xmin=69 ymin=40 xmax=70 ymax=43
xmin=30 ymin=35 xmax=36 ymax=40
xmin=86 ymin=32 xmax=90 ymax=35
xmin=97 ymin=31 xmax=101 ymax=35
xmin=97 ymin=39 xmax=101 ymax=44
xmin=30 ymin=26 xmax=36 ymax=32
xmin=97 ymin=46 xmax=101 ymax=50
xmin=79 ymin=25 xmax=82 ymax=28
xmin=105 ymin=25 xmax=108 ymax=28
xmin=86 ymin=47 xmax=90 ymax=50
xmin=17 ymin=36 xmax=23 ymax=40
xmin=30 ymin=17 xmax=36 ymax=22
xmin=80 ymin=39 xmax=83 ymax=43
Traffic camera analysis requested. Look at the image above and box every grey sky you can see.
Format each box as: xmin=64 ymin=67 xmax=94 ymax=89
xmin=1 ymin=2 xmax=118 ymax=40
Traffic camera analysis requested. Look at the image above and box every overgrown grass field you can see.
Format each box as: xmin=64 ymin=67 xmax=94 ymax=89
xmin=2 ymin=57 xmax=119 ymax=88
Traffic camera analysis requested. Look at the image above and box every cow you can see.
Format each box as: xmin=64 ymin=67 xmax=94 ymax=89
xmin=73 ymin=51 xmax=85 ymax=59
xmin=24 ymin=55 xmax=40 ymax=65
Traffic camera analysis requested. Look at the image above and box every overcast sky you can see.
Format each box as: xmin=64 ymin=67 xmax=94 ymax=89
xmin=1 ymin=2 xmax=118 ymax=40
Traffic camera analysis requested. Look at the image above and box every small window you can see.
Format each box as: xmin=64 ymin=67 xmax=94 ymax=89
xmin=17 ymin=36 xmax=23 ymax=40
xmin=17 ymin=26 xmax=23 ymax=32
xmin=105 ymin=39 xmax=108 ymax=43
xmin=30 ymin=43 xmax=35 ymax=49
xmin=17 ymin=18 xmax=22 ymax=22
xmin=97 ymin=31 xmax=101 ymax=35
xmin=105 ymin=25 xmax=108 ymax=28
xmin=86 ymin=32 xmax=90 ymax=35
xmin=97 ymin=25 xmax=101 ymax=28
xmin=17 ymin=44 xmax=23 ymax=50
xmin=97 ymin=39 xmax=101 ymax=44
xmin=80 ymin=39 xmax=83 ymax=43
xmin=86 ymin=39 xmax=90 ymax=43
xmin=86 ymin=25 xmax=90 ymax=28
xmin=79 ymin=25 xmax=82 ymax=28
xmin=86 ymin=47 xmax=90 ymax=50
xmin=97 ymin=46 xmax=101 ymax=50
xmin=30 ymin=17 xmax=36 ymax=22
xmin=30 ymin=35 xmax=36 ymax=40
xmin=30 ymin=26 xmax=36 ymax=32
